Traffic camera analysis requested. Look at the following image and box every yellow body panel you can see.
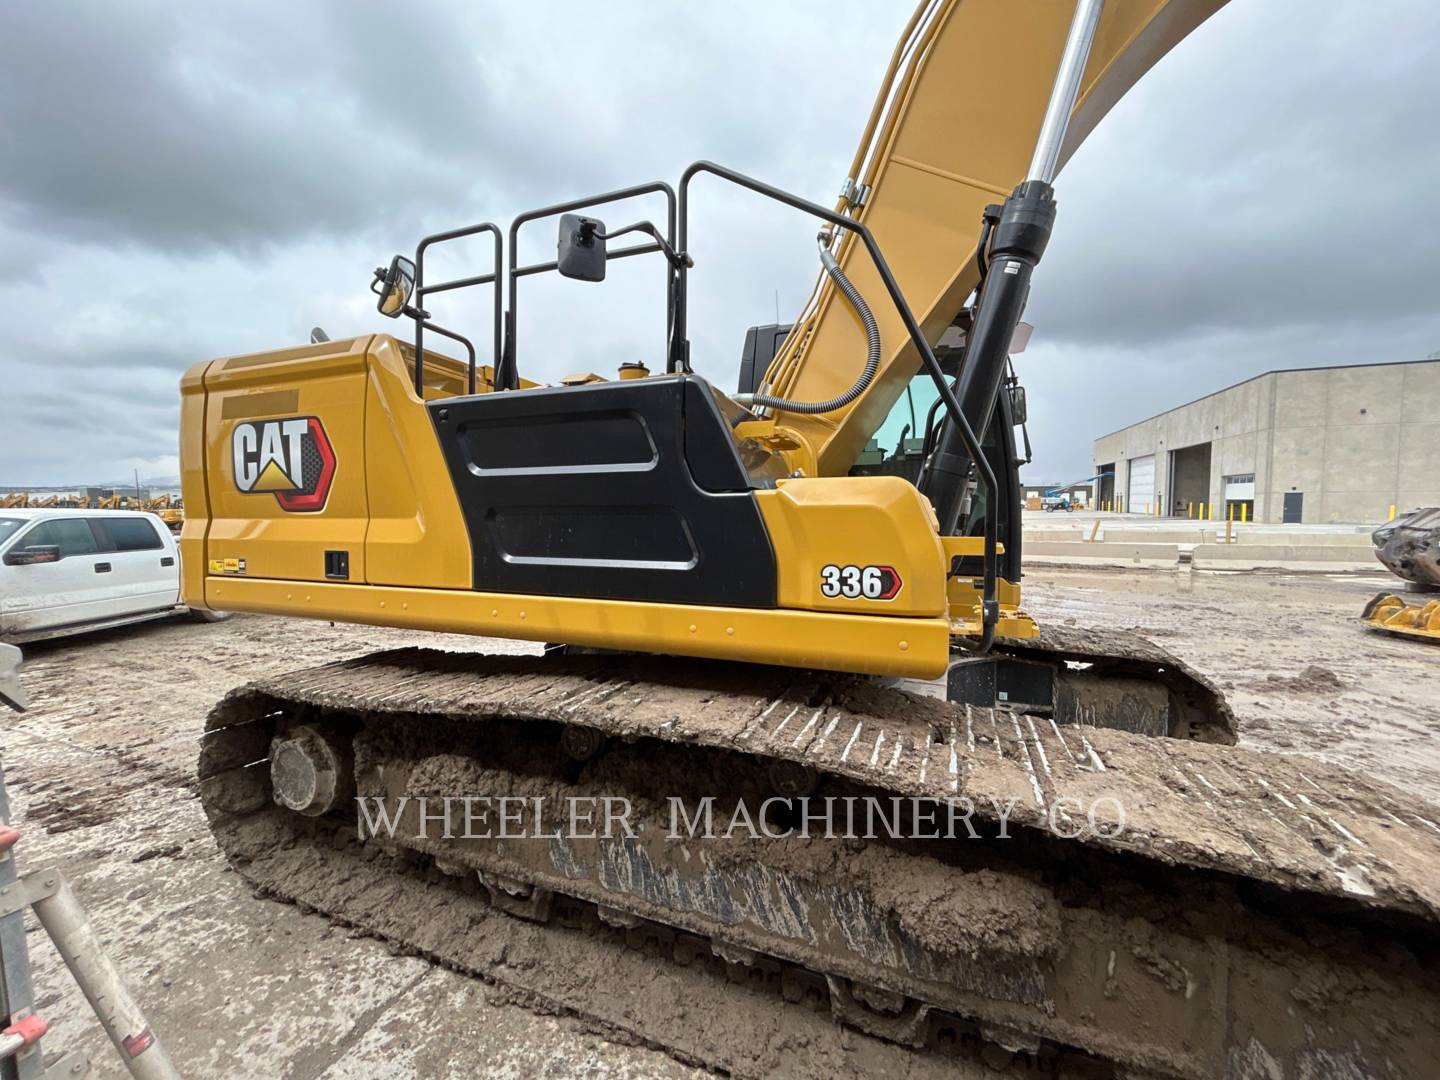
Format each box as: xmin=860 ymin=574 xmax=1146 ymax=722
xmin=947 ymin=575 xmax=1038 ymax=640
xmin=178 ymin=361 xmax=212 ymax=608
xmin=205 ymin=575 xmax=952 ymax=679
xmin=180 ymin=334 xmax=964 ymax=676
xmin=363 ymin=337 xmax=473 ymax=589
xmin=756 ymin=477 xmax=946 ymax=617
xmin=200 ymin=336 xmax=372 ymax=584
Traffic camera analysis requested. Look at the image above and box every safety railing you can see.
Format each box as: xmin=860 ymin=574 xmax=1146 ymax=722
xmin=401 ymin=163 xmax=999 ymax=642
xmin=498 ymin=181 xmax=678 ymax=391
xmin=674 ymin=160 xmax=1000 ymax=642
xmin=413 ymin=222 xmax=503 ymax=397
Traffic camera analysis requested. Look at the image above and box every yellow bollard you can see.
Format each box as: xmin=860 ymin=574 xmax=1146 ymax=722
xmin=1199 ymin=502 xmax=1206 ymax=521
xmin=1389 ymin=504 xmax=1397 ymax=521
xmin=1187 ymin=502 xmax=1194 ymax=519
xmin=1241 ymin=502 xmax=1248 ymax=523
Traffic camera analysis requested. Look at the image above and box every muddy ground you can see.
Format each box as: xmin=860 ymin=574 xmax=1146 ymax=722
xmin=3 ymin=565 xmax=1437 ymax=1077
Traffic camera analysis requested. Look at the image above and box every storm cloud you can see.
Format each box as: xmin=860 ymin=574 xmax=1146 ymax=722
xmin=2 ymin=0 xmax=1439 ymax=486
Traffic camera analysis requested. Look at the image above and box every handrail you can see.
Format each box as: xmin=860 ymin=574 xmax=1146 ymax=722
xmin=407 ymin=162 xmax=999 ymax=644
xmin=414 ymin=222 xmax=502 ymax=397
xmin=676 ymin=160 xmax=999 ymax=645
xmin=501 ymin=181 xmax=677 ymax=391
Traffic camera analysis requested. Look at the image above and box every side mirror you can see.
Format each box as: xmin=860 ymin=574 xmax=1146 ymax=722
xmin=373 ymin=255 xmax=417 ymax=318
xmin=4 ymin=546 xmax=60 ymax=566
xmin=1009 ymin=385 xmax=1028 ymax=426
xmin=557 ymin=214 xmax=606 ymax=282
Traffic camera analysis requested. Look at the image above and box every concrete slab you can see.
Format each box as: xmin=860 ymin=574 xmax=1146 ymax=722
xmin=1023 ymin=541 xmax=1181 ymax=569
xmin=1191 ymin=544 xmax=1378 ymax=572
xmin=1023 ymin=529 xmax=1091 ymax=543
xmin=1225 ymin=532 xmax=1373 ymax=547
xmin=1102 ymin=529 xmax=1207 ymax=545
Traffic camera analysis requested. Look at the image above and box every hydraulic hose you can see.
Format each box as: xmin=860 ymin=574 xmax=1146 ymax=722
xmin=736 ymin=234 xmax=880 ymax=415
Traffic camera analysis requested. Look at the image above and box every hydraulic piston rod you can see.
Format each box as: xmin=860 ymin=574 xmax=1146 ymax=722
xmin=1028 ymin=0 xmax=1104 ymax=185
xmin=927 ymin=0 xmax=1104 ymax=535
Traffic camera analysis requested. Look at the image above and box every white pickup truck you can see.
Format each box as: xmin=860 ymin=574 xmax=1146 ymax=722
xmin=0 ymin=508 xmax=224 ymax=644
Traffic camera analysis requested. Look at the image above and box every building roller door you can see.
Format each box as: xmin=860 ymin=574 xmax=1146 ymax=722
xmin=1127 ymin=455 xmax=1155 ymax=512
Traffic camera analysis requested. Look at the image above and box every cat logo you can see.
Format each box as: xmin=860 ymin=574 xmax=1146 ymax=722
xmin=231 ymin=415 xmax=336 ymax=512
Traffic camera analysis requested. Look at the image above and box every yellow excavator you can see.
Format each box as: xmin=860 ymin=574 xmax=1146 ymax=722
xmin=1361 ymin=506 xmax=1440 ymax=642
xmin=185 ymin=2 xmax=1440 ymax=1075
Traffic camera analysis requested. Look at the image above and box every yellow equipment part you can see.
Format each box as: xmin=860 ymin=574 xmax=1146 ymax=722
xmin=755 ymin=0 xmax=1226 ymax=477
xmin=1361 ymin=592 xmax=1440 ymax=642
xmin=181 ymin=333 xmax=1032 ymax=680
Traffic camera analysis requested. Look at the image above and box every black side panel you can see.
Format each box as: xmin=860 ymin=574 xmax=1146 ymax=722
xmin=429 ymin=375 xmax=777 ymax=608
xmin=682 ymin=379 xmax=753 ymax=494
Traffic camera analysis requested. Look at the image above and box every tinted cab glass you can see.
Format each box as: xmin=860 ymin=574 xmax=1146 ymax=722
xmin=20 ymin=518 xmax=101 ymax=557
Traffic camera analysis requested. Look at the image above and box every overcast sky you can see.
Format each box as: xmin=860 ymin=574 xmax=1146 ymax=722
xmin=2 ymin=0 xmax=1439 ymax=487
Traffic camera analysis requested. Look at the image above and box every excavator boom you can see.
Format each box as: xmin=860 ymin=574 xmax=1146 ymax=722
xmin=760 ymin=0 xmax=1226 ymax=477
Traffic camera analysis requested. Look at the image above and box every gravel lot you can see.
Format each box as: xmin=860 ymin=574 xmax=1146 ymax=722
xmin=4 ymin=564 xmax=1436 ymax=1077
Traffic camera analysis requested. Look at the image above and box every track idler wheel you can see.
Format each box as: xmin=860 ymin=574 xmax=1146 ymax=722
xmin=560 ymin=724 xmax=606 ymax=762
xmin=269 ymin=725 xmax=354 ymax=817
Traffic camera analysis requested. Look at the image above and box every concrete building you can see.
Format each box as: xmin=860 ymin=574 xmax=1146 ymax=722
xmin=1092 ymin=358 xmax=1440 ymax=524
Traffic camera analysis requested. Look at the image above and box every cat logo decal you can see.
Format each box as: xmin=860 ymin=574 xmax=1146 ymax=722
xmin=231 ymin=415 xmax=336 ymax=512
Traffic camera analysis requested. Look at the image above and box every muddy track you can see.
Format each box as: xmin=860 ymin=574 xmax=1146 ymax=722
xmin=995 ymin=624 xmax=1237 ymax=743
xmin=225 ymin=818 xmax=1116 ymax=1079
xmin=199 ymin=649 xmax=1440 ymax=1079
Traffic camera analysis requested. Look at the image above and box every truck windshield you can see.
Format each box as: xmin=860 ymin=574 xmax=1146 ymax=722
xmin=0 ymin=518 xmax=22 ymax=547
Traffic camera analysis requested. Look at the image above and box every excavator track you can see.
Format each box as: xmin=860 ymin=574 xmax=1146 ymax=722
xmin=199 ymin=648 xmax=1440 ymax=1078
xmin=992 ymin=625 xmax=1237 ymax=744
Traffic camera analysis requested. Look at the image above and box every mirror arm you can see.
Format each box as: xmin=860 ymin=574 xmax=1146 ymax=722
xmin=595 ymin=221 xmax=693 ymax=270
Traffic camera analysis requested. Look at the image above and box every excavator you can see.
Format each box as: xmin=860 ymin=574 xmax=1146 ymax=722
xmin=1362 ymin=506 xmax=1440 ymax=642
xmin=185 ymin=1 xmax=1440 ymax=1075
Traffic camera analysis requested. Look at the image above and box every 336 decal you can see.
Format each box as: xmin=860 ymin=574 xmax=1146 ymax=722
xmin=231 ymin=415 xmax=336 ymax=512
xmin=819 ymin=564 xmax=902 ymax=601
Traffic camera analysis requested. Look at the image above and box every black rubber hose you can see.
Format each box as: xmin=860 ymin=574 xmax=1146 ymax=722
xmin=737 ymin=234 xmax=881 ymax=415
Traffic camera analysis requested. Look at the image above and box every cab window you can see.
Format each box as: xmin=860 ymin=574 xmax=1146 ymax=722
xmin=0 ymin=518 xmax=22 ymax=548
xmin=98 ymin=517 xmax=165 ymax=552
xmin=850 ymin=373 xmax=940 ymax=481
xmin=19 ymin=519 xmax=100 ymax=558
